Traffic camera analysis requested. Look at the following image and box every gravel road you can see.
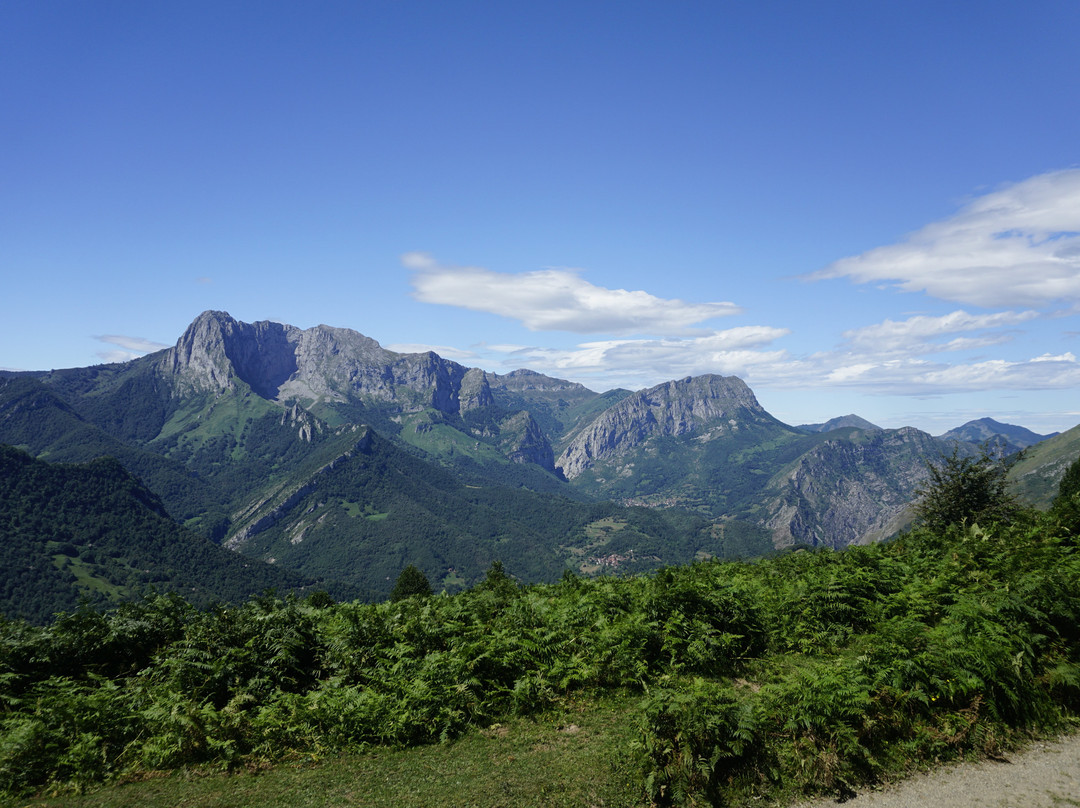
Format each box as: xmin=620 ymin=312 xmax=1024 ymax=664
xmin=789 ymin=734 xmax=1080 ymax=808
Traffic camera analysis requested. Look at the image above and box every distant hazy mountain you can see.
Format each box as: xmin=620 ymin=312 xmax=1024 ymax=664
xmin=796 ymin=414 xmax=881 ymax=434
xmin=3 ymin=310 xmax=1076 ymax=618
xmin=938 ymin=417 xmax=1057 ymax=455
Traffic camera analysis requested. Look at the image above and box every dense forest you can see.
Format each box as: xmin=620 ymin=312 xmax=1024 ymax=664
xmin=2 ymin=452 xmax=1079 ymax=805
xmin=0 ymin=446 xmax=340 ymax=623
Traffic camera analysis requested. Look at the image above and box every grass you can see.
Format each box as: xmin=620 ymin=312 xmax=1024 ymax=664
xmin=340 ymin=501 xmax=388 ymax=521
xmin=397 ymin=414 xmax=509 ymax=465
xmin=9 ymin=697 xmax=644 ymax=808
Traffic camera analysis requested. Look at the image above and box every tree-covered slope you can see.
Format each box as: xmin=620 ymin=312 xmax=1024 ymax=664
xmin=0 ymin=375 xmax=223 ymax=526
xmin=0 ymin=446 xmax=332 ymax=623
xmin=1009 ymin=422 xmax=1080 ymax=507
xmin=224 ymin=427 xmax=757 ymax=597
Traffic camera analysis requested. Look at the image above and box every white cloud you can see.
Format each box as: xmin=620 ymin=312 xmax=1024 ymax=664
xmin=813 ymin=168 xmax=1080 ymax=307
xmin=417 ymin=320 xmax=1080 ymax=398
xmin=96 ymin=350 xmax=142 ymax=363
xmin=94 ymin=335 xmax=170 ymax=354
xmin=385 ymin=342 xmax=478 ymax=361
xmin=464 ymin=326 xmax=791 ymax=390
xmin=399 ymin=238 xmax=1080 ymax=401
xmin=841 ymin=309 xmax=1040 ymax=355
xmin=403 ymin=252 xmax=741 ymax=335
xmin=918 ymin=354 xmax=1080 ymax=392
xmin=780 ymin=352 xmax=1080 ymax=395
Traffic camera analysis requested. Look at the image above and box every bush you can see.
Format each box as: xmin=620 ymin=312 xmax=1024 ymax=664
xmin=637 ymin=678 xmax=758 ymax=807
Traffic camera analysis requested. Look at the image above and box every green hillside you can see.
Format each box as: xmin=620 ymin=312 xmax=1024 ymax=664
xmin=1010 ymin=423 xmax=1080 ymax=507
xmin=226 ymin=428 xmax=760 ymax=595
xmin=0 ymin=446 xmax=338 ymax=624
xmin=3 ymin=469 xmax=1079 ymax=804
xmin=2 ymin=357 xmax=770 ymax=602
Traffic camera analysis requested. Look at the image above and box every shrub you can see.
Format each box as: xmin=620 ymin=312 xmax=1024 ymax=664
xmin=636 ymin=678 xmax=759 ymax=807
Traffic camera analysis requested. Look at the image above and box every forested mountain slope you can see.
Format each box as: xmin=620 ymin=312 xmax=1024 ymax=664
xmin=0 ymin=446 xmax=325 ymax=624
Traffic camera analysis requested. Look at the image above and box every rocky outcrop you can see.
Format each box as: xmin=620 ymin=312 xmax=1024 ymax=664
xmin=497 ymin=410 xmax=555 ymax=471
xmin=228 ymin=428 xmax=374 ymax=548
xmin=458 ymin=368 xmax=495 ymax=414
xmin=162 ymin=311 xmax=482 ymax=417
xmin=761 ymin=426 xmax=938 ymax=548
xmin=556 ymin=375 xmax=772 ymax=478
xmin=280 ymin=402 xmax=322 ymax=443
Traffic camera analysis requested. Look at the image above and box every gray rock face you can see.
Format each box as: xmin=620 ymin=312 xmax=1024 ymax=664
xmin=556 ymin=375 xmax=767 ymax=478
xmin=163 ymin=310 xmax=299 ymax=395
xmin=458 ymin=368 xmax=495 ymax=413
xmin=162 ymin=311 xmax=486 ymax=418
xmin=761 ymin=426 xmax=938 ymax=548
xmin=498 ymin=410 xmax=555 ymax=470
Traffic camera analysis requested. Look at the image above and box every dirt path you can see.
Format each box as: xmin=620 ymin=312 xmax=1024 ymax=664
xmin=789 ymin=734 xmax=1080 ymax=808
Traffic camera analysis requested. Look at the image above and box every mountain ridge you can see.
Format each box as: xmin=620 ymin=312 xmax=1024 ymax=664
xmin=2 ymin=310 xmax=1075 ymax=617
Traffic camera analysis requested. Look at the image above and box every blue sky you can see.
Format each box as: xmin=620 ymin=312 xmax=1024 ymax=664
xmin=3 ymin=1 xmax=1080 ymax=434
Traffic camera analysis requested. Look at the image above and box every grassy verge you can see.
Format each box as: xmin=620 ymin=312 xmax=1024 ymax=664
xmin=8 ymin=697 xmax=643 ymax=808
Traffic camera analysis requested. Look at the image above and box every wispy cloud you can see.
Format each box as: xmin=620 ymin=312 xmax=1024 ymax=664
xmin=812 ymin=168 xmax=1080 ymax=307
xmin=472 ymin=326 xmax=791 ymax=389
xmin=453 ymin=319 xmax=1080 ymax=397
xmin=95 ymin=335 xmax=170 ymax=353
xmin=94 ymin=334 xmax=170 ymax=363
xmin=384 ymin=342 xmax=478 ymax=361
xmin=807 ymin=353 xmax=1080 ymax=395
xmin=841 ymin=309 xmax=1040 ymax=355
xmin=404 ymin=252 xmax=741 ymax=336
xmin=400 ymin=187 xmax=1080 ymax=398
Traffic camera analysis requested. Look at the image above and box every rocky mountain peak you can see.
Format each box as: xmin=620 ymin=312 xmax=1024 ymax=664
xmin=556 ymin=374 xmax=772 ymax=478
xmin=160 ymin=312 xmax=512 ymax=422
xmin=162 ymin=310 xmax=302 ymax=398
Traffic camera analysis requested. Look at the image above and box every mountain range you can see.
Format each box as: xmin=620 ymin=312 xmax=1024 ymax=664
xmin=1 ymin=310 xmax=1073 ymax=619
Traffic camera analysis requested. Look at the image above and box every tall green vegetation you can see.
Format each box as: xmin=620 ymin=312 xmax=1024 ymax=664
xmin=389 ymin=565 xmax=433 ymax=601
xmin=914 ymin=444 xmax=1021 ymax=531
xmin=2 ymin=460 xmax=1080 ymax=803
xmin=1049 ymin=452 xmax=1080 ymax=532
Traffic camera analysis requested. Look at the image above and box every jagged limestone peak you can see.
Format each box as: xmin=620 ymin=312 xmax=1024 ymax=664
xmin=458 ymin=368 xmax=495 ymax=414
xmin=556 ymin=374 xmax=769 ymax=478
xmin=161 ymin=310 xmax=302 ymax=398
